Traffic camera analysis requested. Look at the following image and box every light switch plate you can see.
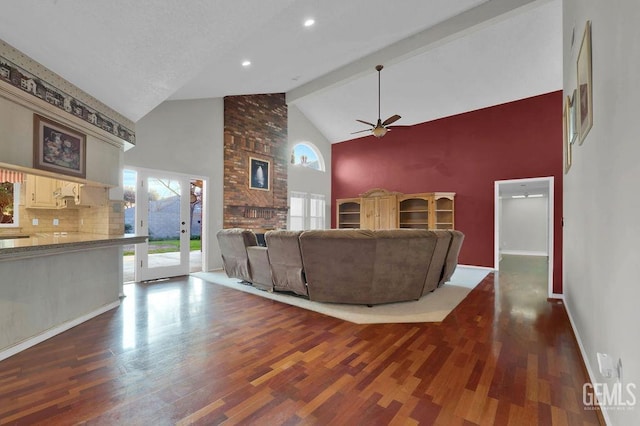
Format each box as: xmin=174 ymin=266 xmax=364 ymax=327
xmin=32 ymin=218 xmax=38 ymax=226
xmin=53 ymin=218 xmax=59 ymax=226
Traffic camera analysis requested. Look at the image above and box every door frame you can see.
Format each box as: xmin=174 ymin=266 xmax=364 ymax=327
xmin=494 ymin=176 xmax=556 ymax=298
xmin=125 ymin=166 xmax=207 ymax=282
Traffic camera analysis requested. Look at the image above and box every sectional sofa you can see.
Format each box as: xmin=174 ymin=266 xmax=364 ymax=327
xmin=216 ymin=228 xmax=464 ymax=305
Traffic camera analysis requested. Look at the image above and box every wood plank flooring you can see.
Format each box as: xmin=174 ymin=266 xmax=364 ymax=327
xmin=0 ymin=256 xmax=602 ymax=425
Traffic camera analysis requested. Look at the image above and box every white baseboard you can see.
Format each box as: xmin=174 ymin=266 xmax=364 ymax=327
xmin=458 ymin=264 xmax=495 ymax=272
xmin=500 ymin=250 xmax=548 ymax=256
xmin=564 ymin=298 xmax=611 ymax=425
xmin=549 ymin=292 xmax=564 ymax=299
xmin=0 ymin=300 xmax=121 ymax=363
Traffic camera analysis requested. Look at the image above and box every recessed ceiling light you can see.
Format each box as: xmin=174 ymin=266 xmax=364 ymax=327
xmin=242 ymin=60 xmax=251 ymax=67
xmin=304 ymin=18 xmax=315 ymax=27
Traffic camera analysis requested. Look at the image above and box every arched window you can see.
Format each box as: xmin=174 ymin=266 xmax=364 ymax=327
xmin=291 ymin=142 xmax=325 ymax=171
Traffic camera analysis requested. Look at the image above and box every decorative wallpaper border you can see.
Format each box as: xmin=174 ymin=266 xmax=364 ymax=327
xmin=0 ymin=40 xmax=135 ymax=144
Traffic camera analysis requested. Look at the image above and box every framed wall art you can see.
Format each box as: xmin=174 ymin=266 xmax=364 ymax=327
xmin=249 ymin=157 xmax=270 ymax=191
xmin=564 ymin=95 xmax=572 ymax=174
xmin=33 ymin=114 xmax=86 ymax=178
xmin=569 ymin=89 xmax=578 ymax=145
xmin=576 ymin=20 xmax=592 ymax=144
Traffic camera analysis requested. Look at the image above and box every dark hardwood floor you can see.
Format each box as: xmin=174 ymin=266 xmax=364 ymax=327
xmin=0 ymin=256 xmax=601 ymax=425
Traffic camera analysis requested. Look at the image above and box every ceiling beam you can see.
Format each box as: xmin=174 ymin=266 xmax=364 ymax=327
xmin=286 ymin=0 xmax=552 ymax=105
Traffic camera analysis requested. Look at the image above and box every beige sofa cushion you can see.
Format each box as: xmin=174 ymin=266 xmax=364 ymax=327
xmin=247 ymin=246 xmax=273 ymax=291
xmin=300 ymin=229 xmax=437 ymax=305
xmin=300 ymin=229 xmax=376 ymax=303
xmin=264 ymin=230 xmax=308 ymax=296
xmin=371 ymin=229 xmax=438 ymax=303
xmin=423 ymin=230 xmax=452 ymax=294
xmin=216 ymin=228 xmax=257 ymax=282
xmin=440 ymin=230 xmax=465 ymax=286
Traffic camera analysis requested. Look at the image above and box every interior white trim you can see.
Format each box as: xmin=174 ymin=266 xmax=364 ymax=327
xmin=0 ymin=300 xmax=120 ymax=362
xmin=501 ymin=250 xmax=548 ymax=256
xmin=458 ymin=264 xmax=495 ymax=272
xmin=564 ymin=298 xmax=611 ymax=424
xmin=494 ymin=176 xmax=554 ymax=298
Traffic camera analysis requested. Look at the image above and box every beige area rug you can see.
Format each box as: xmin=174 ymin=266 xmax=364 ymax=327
xmin=192 ymin=269 xmax=487 ymax=324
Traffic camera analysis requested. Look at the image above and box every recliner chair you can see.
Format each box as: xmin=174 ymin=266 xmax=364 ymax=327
xmin=264 ymin=230 xmax=308 ymax=296
xmin=216 ymin=228 xmax=258 ymax=283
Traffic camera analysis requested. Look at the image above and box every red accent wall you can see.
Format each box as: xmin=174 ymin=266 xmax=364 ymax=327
xmin=331 ymin=91 xmax=563 ymax=293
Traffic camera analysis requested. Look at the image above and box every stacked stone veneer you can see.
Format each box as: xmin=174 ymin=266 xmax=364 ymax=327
xmin=224 ymin=93 xmax=288 ymax=230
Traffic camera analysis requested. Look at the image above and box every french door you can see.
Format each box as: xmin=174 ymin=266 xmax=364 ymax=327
xmin=135 ymin=170 xmax=191 ymax=282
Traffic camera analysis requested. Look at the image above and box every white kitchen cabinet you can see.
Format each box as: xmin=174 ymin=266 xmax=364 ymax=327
xmin=25 ymin=175 xmax=60 ymax=209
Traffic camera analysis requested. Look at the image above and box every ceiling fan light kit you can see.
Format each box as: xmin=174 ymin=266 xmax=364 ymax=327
xmin=353 ymin=65 xmax=401 ymax=138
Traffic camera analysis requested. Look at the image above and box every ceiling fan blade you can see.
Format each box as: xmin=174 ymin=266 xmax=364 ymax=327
xmin=350 ymin=129 xmax=372 ymax=135
xmin=356 ymin=119 xmax=375 ymax=127
xmin=382 ymin=114 xmax=401 ymax=126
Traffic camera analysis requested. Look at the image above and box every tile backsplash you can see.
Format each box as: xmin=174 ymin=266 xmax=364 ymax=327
xmin=1 ymin=201 xmax=124 ymax=237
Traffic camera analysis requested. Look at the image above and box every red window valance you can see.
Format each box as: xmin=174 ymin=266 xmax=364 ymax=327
xmin=0 ymin=169 xmax=24 ymax=183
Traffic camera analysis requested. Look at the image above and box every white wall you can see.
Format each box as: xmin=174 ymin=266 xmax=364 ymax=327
xmin=500 ymin=197 xmax=548 ymax=255
xmin=287 ymin=104 xmax=332 ymax=228
xmin=124 ymin=98 xmax=224 ymax=270
xmin=563 ymin=1 xmax=640 ymax=424
xmin=0 ymin=94 xmax=121 ymax=186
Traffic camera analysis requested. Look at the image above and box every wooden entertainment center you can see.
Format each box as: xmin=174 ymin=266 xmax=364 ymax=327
xmin=336 ymin=188 xmax=455 ymax=230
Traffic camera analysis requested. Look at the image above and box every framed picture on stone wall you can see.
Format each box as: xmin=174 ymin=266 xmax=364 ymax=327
xmin=249 ymin=157 xmax=270 ymax=191
xmin=33 ymin=114 xmax=86 ymax=179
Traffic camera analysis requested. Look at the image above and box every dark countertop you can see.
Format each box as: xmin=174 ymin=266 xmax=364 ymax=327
xmin=0 ymin=232 xmax=147 ymax=261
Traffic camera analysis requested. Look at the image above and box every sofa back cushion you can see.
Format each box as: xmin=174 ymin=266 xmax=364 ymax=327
xmin=264 ymin=230 xmax=308 ymax=296
xmin=216 ymin=228 xmax=257 ymax=282
xmin=300 ymin=229 xmax=376 ymax=303
xmin=423 ymin=230 xmax=452 ymax=294
xmin=372 ymin=229 xmax=437 ymax=303
xmin=440 ymin=230 xmax=465 ymax=286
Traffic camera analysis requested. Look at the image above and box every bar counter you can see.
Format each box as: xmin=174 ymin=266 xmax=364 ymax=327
xmin=0 ymin=232 xmax=147 ymax=261
xmin=0 ymin=232 xmax=147 ymax=361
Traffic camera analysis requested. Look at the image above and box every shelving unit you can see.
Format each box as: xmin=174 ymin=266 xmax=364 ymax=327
xmin=336 ymin=198 xmax=361 ymax=229
xmin=398 ymin=196 xmax=430 ymax=229
xmin=433 ymin=194 xmax=455 ymax=229
xmin=336 ymin=190 xmax=455 ymax=230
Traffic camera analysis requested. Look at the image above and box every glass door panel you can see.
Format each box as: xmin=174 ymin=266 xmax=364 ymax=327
xmin=135 ymin=170 xmax=190 ymax=281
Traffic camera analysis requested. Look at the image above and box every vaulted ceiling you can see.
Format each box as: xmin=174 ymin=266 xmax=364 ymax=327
xmin=0 ymin=0 xmax=561 ymax=143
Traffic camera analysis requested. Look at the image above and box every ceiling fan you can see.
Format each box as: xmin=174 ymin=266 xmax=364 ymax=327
xmin=352 ymin=64 xmax=401 ymax=138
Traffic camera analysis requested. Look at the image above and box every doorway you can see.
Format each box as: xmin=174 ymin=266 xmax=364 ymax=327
xmin=123 ymin=167 xmax=204 ymax=282
xmin=494 ymin=177 xmax=554 ymax=297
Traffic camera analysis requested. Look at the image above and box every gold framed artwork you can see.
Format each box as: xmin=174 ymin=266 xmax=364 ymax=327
xmin=33 ymin=114 xmax=86 ymax=179
xmin=563 ymin=96 xmax=572 ymax=174
xmin=576 ymin=20 xmax=592 ymax=144
xmin=249 ymin=157 xmax=270 ymax=191
xmin=569 ymin=89 xmax=578 ymax=144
